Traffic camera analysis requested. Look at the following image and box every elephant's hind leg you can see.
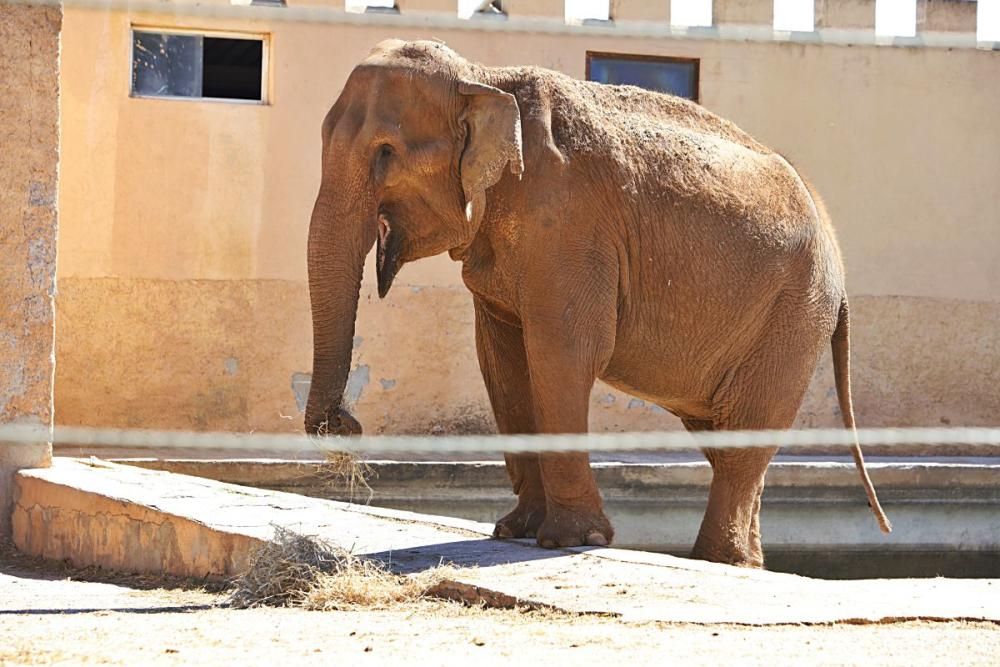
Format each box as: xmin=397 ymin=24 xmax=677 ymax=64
xmin=683 ymin=418 xmax=771 ymax=566
xmin=692 ymin=443 xmax=778 ymax=568
xmin=474 ymin=301 xmax=547 ymax=539
xmin=689 ymin=325 xmax=824 ymax=568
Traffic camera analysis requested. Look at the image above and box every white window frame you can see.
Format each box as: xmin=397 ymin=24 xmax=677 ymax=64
xmin=129 ymin=26 xmax=270 ymax=105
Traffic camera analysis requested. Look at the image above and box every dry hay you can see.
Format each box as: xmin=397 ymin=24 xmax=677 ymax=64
xmin=305 ymin=427 xmax=374 ymax=503
xmin=228 ymin=526 xmax=452 ymax=610
xmin=314 ymin=449 xmax=374 ymax=503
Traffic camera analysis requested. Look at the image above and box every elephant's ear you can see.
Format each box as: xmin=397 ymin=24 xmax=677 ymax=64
xmin=457 ymin=81 xmax=524 ymax=227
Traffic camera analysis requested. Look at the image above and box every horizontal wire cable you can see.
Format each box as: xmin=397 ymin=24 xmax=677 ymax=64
xmin=2 ymin=424 xmax=1000 ymax=455
xmin=2 ymin=0 xmax=994 ymax=50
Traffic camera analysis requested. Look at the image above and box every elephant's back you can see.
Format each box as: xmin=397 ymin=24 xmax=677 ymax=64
xmin=540 ymin=73 xmax=816 ymax=244
xmin=545 ymin=73 xmax=773 ymax=159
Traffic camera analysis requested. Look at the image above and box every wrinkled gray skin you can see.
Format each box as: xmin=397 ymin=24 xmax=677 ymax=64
xmin=304 ymin=40 xmax=890 ymax=567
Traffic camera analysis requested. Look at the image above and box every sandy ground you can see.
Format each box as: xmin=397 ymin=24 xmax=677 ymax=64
xmin=2 ymin=546 xmax=998 ymax=666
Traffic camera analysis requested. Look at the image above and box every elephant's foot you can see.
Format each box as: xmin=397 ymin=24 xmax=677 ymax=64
xmin=690 ymin=536 xmax=764 ymax=569
xmin=493 ymin=498 xmax=546 ymax=539
xmin=535 ymin=504 xmax=613 ymax=549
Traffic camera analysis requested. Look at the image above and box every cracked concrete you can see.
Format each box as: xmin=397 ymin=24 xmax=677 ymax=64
xmin=12 ymin=468 xmax=261 ymax=578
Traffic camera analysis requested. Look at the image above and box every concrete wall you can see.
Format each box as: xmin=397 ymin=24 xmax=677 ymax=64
xmin=55 ymin=0 xmax=1000 ymax=440
xmin=0 ymin=5 xmax=60 ymax=536
xmin=816 ymin=0 xmax=876 ymax=29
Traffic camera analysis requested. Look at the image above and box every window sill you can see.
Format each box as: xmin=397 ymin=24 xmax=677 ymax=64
xmin=130 ymin=93 xmax=269 ymax=106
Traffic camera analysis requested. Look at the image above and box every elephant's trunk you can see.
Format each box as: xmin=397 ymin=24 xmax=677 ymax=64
xmin=304 ymin=182 xmax=375 ymax=436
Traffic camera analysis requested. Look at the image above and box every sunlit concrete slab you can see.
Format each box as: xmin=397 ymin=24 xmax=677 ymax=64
xmin=11 ymin=459 xmax=1000 ymax=624
xmin=115 ymin=457 xmax=1000 ymax=575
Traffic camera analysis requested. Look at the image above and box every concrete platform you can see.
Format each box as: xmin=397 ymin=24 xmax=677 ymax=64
xmin=11 ymin=458 xmax=1000 ymax=624
xmin=113 ymin=457 xmax=1000 ymax=578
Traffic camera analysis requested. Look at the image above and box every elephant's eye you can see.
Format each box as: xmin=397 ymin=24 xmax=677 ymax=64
xmin=373 ymin=143 xmax=395 ymax=184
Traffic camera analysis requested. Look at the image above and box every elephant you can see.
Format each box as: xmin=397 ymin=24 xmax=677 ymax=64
xmin=304 ymin=39 xmax=891 ymax=568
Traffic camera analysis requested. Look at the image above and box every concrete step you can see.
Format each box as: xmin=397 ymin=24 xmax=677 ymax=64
xmin=11 ymin=458 xmax=1000 ymax=624
xmin=112 ymin=458 xmax=1000 ymax=564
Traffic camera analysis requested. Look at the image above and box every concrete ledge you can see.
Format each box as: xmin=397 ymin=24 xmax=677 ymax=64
xmin=13 ymin=459 xmax=261 ymax=579
xmin=1 ymin=442 xmax=52 ymax=538
xmin=114 ymin=457 xmax=1000 ymax=490
xmin=114 ymin=458 xmax=1000 ymax=558
xmin=9 ymin=458 xmax=1000 ymax=624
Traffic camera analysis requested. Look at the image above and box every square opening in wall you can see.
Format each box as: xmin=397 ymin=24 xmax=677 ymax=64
xmin=132 ymin=30 xmax=267 ymax=103
xmin=203 ymin=38 xmax=264 ymax=100
xmin=587 ymin=52 xmax=700 ymax=102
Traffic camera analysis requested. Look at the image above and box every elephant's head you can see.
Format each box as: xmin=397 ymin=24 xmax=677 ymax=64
xmin=304 ymin=40 xmax=524 ymax=436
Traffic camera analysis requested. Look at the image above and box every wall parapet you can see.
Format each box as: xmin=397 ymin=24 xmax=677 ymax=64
xmin=347 ymin=0 xmax=991 ymax=40
xmin=13 ymin=0 xmax=994 ymax=42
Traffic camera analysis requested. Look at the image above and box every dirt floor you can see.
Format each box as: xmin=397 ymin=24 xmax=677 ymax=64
xmin=2 ymin=545 xmax=998 ymax=666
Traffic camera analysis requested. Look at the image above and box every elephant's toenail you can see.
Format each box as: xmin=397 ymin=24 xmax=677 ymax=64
xmin=585 ymin=532 xmax=608 ymax=547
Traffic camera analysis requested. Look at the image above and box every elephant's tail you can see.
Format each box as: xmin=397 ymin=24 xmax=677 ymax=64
xmin=832 ymin=298 xmax=892 ymax=534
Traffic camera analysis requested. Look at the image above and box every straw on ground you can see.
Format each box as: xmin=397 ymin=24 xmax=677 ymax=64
xmin=228 ymin=526 xmax=452 ymax=610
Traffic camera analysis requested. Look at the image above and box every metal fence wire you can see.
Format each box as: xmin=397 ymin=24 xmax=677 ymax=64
xmin=3 ymin=424 xmax=1000 ymax=455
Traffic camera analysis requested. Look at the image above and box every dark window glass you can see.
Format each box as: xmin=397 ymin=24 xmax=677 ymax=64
xmin=203 ymin=38 xmax=264 ymax=101
xmin=587 ymin=54 xmax=699 ymax=101
xmin=132 ymin=31 xmax=264 ymax=102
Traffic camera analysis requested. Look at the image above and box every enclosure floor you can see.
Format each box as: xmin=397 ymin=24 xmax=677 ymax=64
xmin=4 ymin=556 xmax=1000 ymax=667
xmin=11 ymin=458 xmax=1000 ymax=624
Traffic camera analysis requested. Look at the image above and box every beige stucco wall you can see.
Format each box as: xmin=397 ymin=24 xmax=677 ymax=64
xmin=1 ymin=4 xmax=59 ymax=536
xmin=55 ymin=1 xmax=1000 ymax=439
xmin=816 ymin=0 xmax=876 ymax=29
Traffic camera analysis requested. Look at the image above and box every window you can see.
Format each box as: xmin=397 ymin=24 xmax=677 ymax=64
xmin=131 ymin=29 xmax=267 ymax=102
xmin=586 ymin=52 xmax=699 ymax=102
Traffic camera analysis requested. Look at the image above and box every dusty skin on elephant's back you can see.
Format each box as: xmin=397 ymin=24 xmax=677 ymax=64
xmin=304 ymin=40 xmax=889 ymax=566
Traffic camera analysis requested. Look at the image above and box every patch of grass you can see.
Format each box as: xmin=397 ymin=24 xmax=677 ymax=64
xmin=228 ymin=526 xmax=453 ymax=611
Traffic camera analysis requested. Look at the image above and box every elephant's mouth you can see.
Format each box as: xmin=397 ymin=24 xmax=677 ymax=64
xmin=376 ymin=212 xmax=402 ymax=299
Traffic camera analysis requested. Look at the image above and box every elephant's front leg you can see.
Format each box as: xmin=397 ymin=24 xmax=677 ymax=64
xmin=496 ymin=453 xmax=546 ymax=538
xmin=474 ymin=301 xmax=547 ymax=539
xmin=536 ymin=451 xmax=613 ymax=548
xmin=520 ymin=296 xmax=616 ymax=549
